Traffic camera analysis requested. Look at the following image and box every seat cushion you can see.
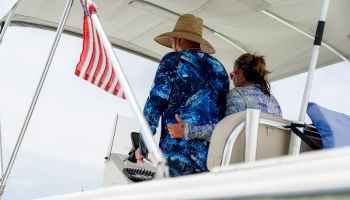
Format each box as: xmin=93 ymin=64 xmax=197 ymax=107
xmin=307 ymin=102 xmax=350 ymax=148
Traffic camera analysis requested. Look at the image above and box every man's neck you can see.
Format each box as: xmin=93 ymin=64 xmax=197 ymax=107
xmin=177 ymin=41 xmax=200 ymax=51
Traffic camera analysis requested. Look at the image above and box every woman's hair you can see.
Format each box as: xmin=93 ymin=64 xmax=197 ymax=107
xmin=235 ymin=53 xmax=271 ymax=96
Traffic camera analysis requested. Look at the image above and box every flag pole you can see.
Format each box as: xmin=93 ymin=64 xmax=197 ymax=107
xmin=0 ymin=0 xmax=24 ymax=45
xmin=90 ymin=13 xmax=168 ymax=178
xmin=290 ymin=0 xmax=330 ymax=155
xmin=0 ymin=0 xmax=75 ymax=196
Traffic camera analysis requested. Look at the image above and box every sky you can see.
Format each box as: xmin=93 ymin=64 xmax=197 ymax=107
xmin=0 ymin=0 xmax=349 ymax=199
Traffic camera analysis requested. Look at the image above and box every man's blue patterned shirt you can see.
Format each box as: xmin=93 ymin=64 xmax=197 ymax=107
xmin=142 ymin=49 xmax=229 ymax=172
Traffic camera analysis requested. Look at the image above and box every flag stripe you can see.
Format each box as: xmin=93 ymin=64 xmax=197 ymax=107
xmin=105 ymin=69 xmax=115 ymax=91
xmin=98 ymin=48 xmax=109 ymax=88
xmin=91 ymin=33 xmax=104 ymax=84
xmin=101 ymin=56 xmax=113 ymax=89
xmin=79 ymin=17 xmax=94 ymax=79
xmin=83 ymin=19 xmax=96 ymax=80
xmin=113 ymin=81 xmax=121 ymax=96
xmin=75 ymin=0 xmax=125 ymax=99
xmin=108 ymin=70 xmax=119 ymax=93
xmin=86 ymin=22 xmax=100 ymax=82
xmin=75 ymin=15 xmax=90 ymax=76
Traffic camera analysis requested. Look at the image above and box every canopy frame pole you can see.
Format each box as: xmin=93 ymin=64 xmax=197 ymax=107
xmin=0 ymin=0 xmax=75 ymax=196
xmin=290 ymin=0 xmax=330 ymax=155
xmin=90 ymin=11 xmax=168 ymax=178
xmin=0 ymin=0 xmax=24 ymax=45
xmin=261 ymin=8 xmax=348 ymax=63
xmin=105 ymin=114 xmax=118 ymax=161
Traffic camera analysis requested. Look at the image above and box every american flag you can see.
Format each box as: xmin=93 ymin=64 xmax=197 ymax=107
xmin=75 ymin=0 xmax=125 ymax=99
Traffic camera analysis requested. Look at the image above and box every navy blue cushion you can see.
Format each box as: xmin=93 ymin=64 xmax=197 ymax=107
xmin=307 ymin=102 xmax=350 ymax=148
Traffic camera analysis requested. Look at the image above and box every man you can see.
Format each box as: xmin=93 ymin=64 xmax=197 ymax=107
xmin=136 ymin=14 xmax=229 ymax=177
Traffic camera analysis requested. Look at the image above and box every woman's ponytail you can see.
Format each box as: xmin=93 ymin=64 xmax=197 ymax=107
xmin=235 ymin=53 xmax=271 ymax=96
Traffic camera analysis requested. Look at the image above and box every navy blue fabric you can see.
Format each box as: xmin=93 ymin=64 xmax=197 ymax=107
xmin=141 ymin=49 xmax=229 ymax=174
xmin=307 ymin=102 xmax=350 ymax=148
xmin=167 ymin=158 xmax=199 ymax=177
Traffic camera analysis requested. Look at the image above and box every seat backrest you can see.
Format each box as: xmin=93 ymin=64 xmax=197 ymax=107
xmin=207 ymin=111 xmax=318 ymax=170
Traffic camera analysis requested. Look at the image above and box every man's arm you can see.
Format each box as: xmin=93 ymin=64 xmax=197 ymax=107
xmin=168 ymin=60 xmax=230 ymax=142
xmin=167 ymin=115 xmax=215 ymax=142
xmin=139 ymin=52 xmax=179 ymax=157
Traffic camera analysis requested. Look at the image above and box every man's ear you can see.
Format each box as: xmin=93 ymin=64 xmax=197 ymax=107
xmin=174 ymin=38 xmax=182 ymax=51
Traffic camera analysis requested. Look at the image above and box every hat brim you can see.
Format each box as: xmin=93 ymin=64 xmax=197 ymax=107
xmin=154 ymin=31 xmax=215 ymax=54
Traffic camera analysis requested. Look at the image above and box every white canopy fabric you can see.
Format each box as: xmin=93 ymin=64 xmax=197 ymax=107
xmin=2 ymin=0 xmax=350 ymax=81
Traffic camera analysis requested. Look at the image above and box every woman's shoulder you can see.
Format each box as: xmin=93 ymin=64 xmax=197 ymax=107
xmin=268 ymin=94 xmax=281 ymax=106
xmin=227 ymin=85 xmax=271 ymax=105
xmin=229 ymin=84 xmax=259 ymax=95
xmin=227 ymin=87 xmax=249 ymax=103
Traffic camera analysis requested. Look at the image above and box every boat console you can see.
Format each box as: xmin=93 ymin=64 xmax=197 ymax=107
xmin=102 ymin=132 xmax=156 ymax=186
xmin=123 ymin=132 xmax=155 ymax=182
xmin=122 ymin=163 xmax=155 ymax=182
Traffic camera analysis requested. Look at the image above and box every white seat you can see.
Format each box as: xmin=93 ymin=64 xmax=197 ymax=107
xmin=207 ymin=109 xmax=320 ymax=170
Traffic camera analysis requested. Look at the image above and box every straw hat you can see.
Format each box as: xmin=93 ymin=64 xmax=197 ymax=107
xmin=154 ymin=14 xmax=215 ymax=54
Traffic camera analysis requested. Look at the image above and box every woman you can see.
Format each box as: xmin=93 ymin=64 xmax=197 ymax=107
xmin=168 ymin=53 xmax=282 ymax=141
